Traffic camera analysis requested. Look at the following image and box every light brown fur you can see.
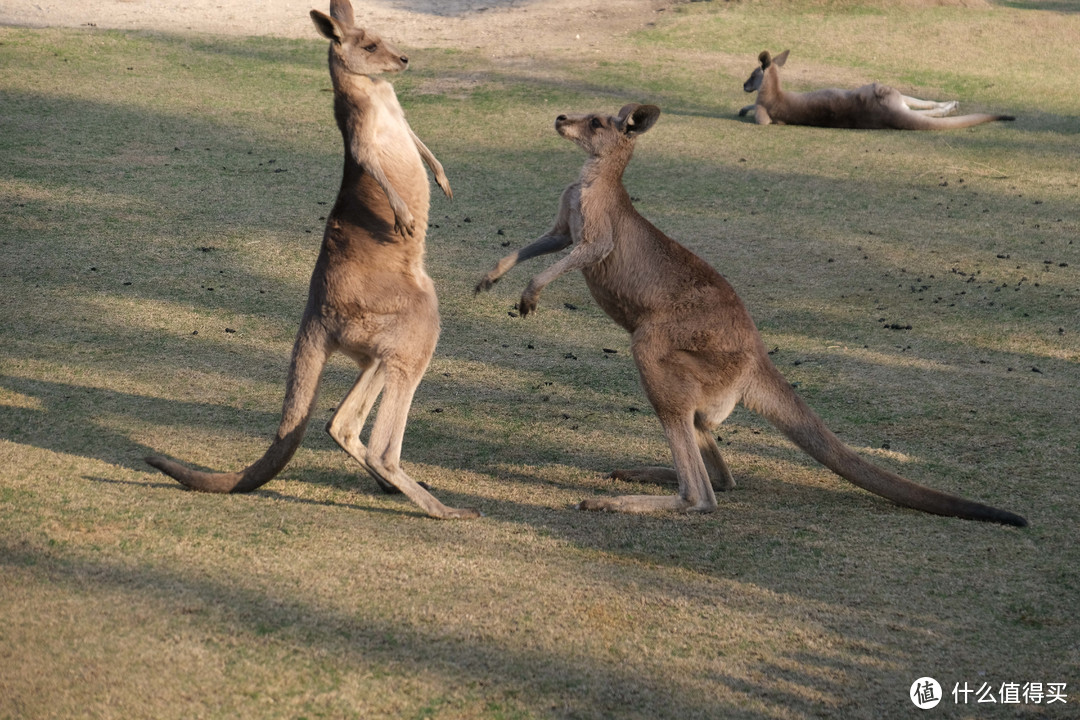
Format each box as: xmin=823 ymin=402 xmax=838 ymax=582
xmin=739 ymin=50 xmax=1015 ymax=130
xmin=146 ymin=0 xmax=479 ymax=519
xmin=476 ymin=103 xmax=1026 ymax=526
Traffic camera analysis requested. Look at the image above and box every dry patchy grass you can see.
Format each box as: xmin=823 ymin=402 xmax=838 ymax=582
xmin=1 ymin=2 xmax=1078 ymax=718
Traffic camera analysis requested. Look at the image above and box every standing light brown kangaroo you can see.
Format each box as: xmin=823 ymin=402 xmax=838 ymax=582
xmin=145 ymin=0 xmax=480 ymax=520
xmin=739 ymin=50 xmax=1015 ymax=129
xmin=475 ymin=103 xmax=1026 ymax=526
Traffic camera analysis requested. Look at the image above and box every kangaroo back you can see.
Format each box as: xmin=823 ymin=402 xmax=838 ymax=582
xmin=743 ymin=361 xmax=1027 ymax=526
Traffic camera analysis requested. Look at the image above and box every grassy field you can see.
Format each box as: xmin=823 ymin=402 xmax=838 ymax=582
xmin=1 ymin=1 xmax=1078 ymax=718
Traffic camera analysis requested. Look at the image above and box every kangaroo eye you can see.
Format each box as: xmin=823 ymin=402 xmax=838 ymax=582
xmin=590 ymin=118 xmax=603 ymax=129
xmin=363 ymin=43 xmax=378 ymax=53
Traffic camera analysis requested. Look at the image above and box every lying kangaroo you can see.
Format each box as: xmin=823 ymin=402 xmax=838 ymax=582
xmin=146 ymin=0 xmax=480 ymax=519
xmin=476 ymin=103 xmax=1026 ymax=526
xmin=739 ymin=50 xmax=1015 ymax=130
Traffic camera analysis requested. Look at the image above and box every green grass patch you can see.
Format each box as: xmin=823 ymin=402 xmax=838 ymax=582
xmin=2 ymin=4 xmax=1078 ymax=719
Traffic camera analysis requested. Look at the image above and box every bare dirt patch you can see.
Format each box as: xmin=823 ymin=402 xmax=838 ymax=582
xmin=0 ymin=0 xmax=675 ymax=56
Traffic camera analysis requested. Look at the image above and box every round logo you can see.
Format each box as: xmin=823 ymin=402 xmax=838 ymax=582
xmin=910 ymin=677 xmax=943 ymax=709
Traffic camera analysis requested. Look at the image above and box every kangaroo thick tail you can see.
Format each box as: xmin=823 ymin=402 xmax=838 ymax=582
xmin=744 ymin=363 xmax=1027 ymax=527
xmin=904 ymin=113 xmax=1015 ymax=130
xmin=146 ymin=322 xmax=330 ymax=494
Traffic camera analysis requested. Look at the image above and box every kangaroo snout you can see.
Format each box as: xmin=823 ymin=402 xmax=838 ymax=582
xmin=743 ymin=67 xmax=762 ymax=93
xmin=554 ymin=114 xmax=573 ymax=138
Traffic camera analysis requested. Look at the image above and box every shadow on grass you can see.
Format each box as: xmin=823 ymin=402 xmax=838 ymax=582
xmin=0 ymin=534 xmax=921 ymax=719
xmin=82 ymin=475 xmax=433 ymax=520
xmin=0 ymin=27 xmax=1073 ymax=720
xmin=0 ymin=349 xmax=1037 ymax=533
xmin=0 ymin=28 xmax=1066 ymax=531
xmin=1 ymin=81 xmax=1063 ymax=531
xmin=381 ymin=0 xmax=540 ymax=18
xmin=992 ymin=0 xmax=1080 ymax=12
xmin=401 ymin=58 xmax=1080 ymax=135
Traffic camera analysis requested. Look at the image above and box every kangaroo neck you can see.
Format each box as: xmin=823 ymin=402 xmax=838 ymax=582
xmin=578 ymin=150 xmax=632 ymax=200
xmin=331 ymin=68 xmax=381 ymax=105
xmin=760 ymin=66 xmax=784 ymax=104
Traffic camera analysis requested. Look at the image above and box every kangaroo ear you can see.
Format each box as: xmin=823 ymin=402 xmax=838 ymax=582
xmin=619 ymin=104 xmax=661 ymax=136
xmin=758 ymin=50 xmax=772 ymax=69
xmin=329 ymin=0 xmax=356 ymax=27
xmin=310 ymin=9 xmax=343 ymax=42
xmin=774 ymin=49 xmax=790 ymax=67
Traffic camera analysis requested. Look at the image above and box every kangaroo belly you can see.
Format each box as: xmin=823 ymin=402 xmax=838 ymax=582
xmin=582 ymin=271 xmax=637 ymax=331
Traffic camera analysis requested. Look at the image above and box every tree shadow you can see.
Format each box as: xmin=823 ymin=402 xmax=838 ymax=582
xmin=0 ymin=534 xmax=946 ymax=719
xmin=2 ymin=76 xmax=1063 ymax=521
xmin=992 ymin=0 xmax=1080 ymax=12
xmin=378 ymin=0 xmax=540 ymax=18
xmin=1 ymin=26 xmax=1074 ymax=719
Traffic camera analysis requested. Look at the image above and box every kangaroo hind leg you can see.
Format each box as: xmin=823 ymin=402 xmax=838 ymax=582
xmin=901 ymin=95 xmax=958 ymax=116
xmin=609 ymin=424 xmax=734 ymax=492
xmin=581 ymin=414 xmax=718 ymax=514
xmin=327 ymin=360 xmax=401 ymax=493
xmin=362 ymin=364 xmax=481 ymax=519
xmin=696 ymin=424 xmax=736 ymax=491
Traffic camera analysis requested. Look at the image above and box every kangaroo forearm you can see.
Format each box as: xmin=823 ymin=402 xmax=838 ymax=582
xmin=519 ymin=232 xmax=612 ymax=315
xmin=409 ymin=128 xmax=453 ymax=198
xmin=475 ymin=231 xmax=573 ymax=293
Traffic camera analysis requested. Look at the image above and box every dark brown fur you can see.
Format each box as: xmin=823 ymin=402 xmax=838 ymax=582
xmin=739 ymin=50 xmax=1015 ymax=130
xmin=476 ymin=103 xmax=1026 ymax=526
xmin=146 ymin=0 xmax=479 ymax=519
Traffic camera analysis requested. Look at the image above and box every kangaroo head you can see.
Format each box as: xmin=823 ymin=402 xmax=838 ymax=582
xmin=743 ymin=66 xmax=763 ymax=93
xmin=554 ymin=104 xmax=661 ymax=158
xmin=310 ymin=0 xmax=409 ymax=76
xmin=745 ymin=49 xmax=790 ymax=93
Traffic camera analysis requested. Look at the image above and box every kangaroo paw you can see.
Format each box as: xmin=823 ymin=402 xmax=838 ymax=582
xmin=474 ymin=275 xmax=499 ymax=294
